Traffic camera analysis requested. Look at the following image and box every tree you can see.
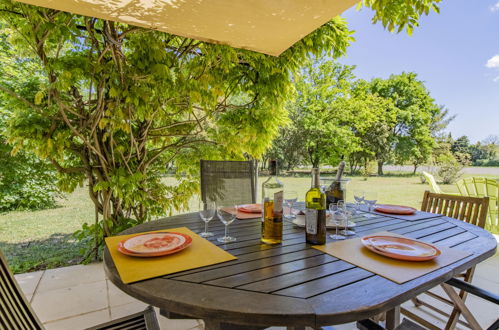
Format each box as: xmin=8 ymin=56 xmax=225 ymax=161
xmin=348 ymin=80 xmax=396 ymax=175
xmin=481 ymin=135 xmax=499 ymax=160
xmin=367 ymin=72 xmax=441 ymax=175
xmin=289 ymin=59 xmax=363 ymax=168
xmin=0 ymin=0 xmax=443 ymax=258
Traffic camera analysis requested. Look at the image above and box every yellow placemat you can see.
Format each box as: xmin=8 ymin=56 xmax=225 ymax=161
xmin=313 ymin=231 xmax=471 ymax=284
xmin=105 ymin=227 xmax=237 ymax=284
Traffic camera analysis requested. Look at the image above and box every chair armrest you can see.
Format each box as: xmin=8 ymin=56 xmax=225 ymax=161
xmin=446 ymin=278 xmax=499 ymax=305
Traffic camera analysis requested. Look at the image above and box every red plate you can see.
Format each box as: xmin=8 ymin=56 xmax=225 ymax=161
xmin=374 ymin=204 xmax=417 ymax=215
xmin=361 ymin=235 xmax=441 ymax=261
xmin=238 ymin=204 xmax=262 ymax=214
xmin=119 ymin=232 xmax=192 ymax=257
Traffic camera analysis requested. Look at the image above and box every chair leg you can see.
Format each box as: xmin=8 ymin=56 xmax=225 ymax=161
xmin=445 ymin=267 xmax=476 ymax=330
xmin=441 ymin=283 xmax=482 ymax=330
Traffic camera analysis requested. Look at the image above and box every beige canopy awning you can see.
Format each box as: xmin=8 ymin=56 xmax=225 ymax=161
xmin=16 ymin=0 xmax=358 ymax=56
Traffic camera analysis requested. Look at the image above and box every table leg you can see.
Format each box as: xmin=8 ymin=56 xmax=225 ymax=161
xmin=385 ymin=306 xmax=401 ymax=330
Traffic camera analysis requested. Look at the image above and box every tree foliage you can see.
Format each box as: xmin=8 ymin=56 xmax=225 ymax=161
xmin=267 ymin=69 xmax=445 ymax=175
xmin=366 ymin=72 xmax=441 ymax=174
xmin=0 ymin=27 xmax=60 ymax=211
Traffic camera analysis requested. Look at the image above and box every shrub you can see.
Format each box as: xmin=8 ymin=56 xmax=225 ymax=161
xmin=0 ymin=143 xmax=60 ymax=211
xmin=436 ymin=154 xmax=463 ymax=184
xmin=473 ymin=159 xmax=499 ymax=167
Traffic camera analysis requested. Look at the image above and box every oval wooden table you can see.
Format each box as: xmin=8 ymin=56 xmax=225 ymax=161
xmin=104 ymin=209 xmax=497 ymax=330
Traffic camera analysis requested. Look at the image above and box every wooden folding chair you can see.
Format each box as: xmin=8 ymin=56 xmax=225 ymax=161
xmin=401 ymin=191 xmax=489 ymax=330
xmin=0 ymin=251 xmax=159 ymax=330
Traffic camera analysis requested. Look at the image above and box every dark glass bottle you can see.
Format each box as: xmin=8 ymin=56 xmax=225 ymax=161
xmin=305 ymin=168 xmax=326 ymax=245
xmin=326 ymin=160 xmax=346 ymax=208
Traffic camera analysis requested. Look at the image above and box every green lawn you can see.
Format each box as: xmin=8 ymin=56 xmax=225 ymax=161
xmin=0 ymin=173 xmax=497 ymax=273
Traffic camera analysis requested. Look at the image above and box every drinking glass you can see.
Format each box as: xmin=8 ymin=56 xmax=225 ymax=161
xmin=353 ymin=190 xmax=365 ymax=211
xmin=284 ymin=191 xmax=298 ymax=220
xmin=217 ymin=204 xmax=237 ymax=243
xmin=329 ymin=202 xmax=346 ymax=240
xmin=340 ymin=203 xmax=355 ymax=236
xmin=198 ymin=200 xmax=216 ymax=237
xmin=320 ymin=178 xmax=330 ymax=193
xmin=364 ymin=192 xmax=378 ymax=212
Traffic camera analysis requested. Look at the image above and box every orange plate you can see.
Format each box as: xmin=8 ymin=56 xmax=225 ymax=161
xmin=374 ymin=204 xmax=417 ymax=215
xmin=120 ymin=232 xmax=192 ymax=256
xmin=361 ymin=235 xmax=441 ymax=261
xmin=238 ymin=204 xmax=262 ymax=214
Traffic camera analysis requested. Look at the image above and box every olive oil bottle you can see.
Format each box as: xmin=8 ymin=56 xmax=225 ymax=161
xmin=305 ymin=168 xmax=326 ymax=245
xmin=261 ymin=160 xmax=284 ymax=244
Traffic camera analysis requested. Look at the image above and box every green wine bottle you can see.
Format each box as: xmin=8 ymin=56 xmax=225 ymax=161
xmin=305 ymin=168 xmax=326 ymax=245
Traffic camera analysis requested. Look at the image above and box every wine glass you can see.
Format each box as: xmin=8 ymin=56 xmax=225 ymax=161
xmin=284 ymin=191 xmax=298 ymax=220
xmin=217 ymin=204 xmax=237 ymax=243
xmin=364 ymin=192 xmax=378 ymax=212
xmin=329 ymin=202 xmax=346 ymax=240
xmin=320 ymin=178 xmax=330 ymax=193
xmin=340 ymin=203 xmax=355 ymax=236
xmin=198 ymin=200 xmax=216 ymax=237
xmin=353 ymin=190 xmax=365 ymax=211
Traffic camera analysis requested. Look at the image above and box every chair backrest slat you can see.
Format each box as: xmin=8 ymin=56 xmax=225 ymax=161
xmin=0 ymin=251 xmax=44 ymax=330
xmin=200 ymin=160 xmax=257 ymax=205
xmin=456 ymin=177 xmax=498 ymax=226
xmin=421 ymin=191 xmax=489 ymax=229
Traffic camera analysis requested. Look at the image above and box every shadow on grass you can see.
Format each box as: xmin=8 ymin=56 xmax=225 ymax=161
xmin=0 ymin=233 xmax=86 ymax=274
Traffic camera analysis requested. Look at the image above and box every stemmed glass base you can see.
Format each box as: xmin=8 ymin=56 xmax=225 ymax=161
xmin=217 ymin=235 xmax=236 ymax=243
xmin=340 ymin=229 xmax=355 ymax=236
xmin=199 ymin=231 xmax=214 ymax=238
xmin=330 ymin=219 xmax=346 ymax=240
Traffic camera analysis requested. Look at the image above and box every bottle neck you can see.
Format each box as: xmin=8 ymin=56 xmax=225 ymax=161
xmin=269 ymin=160 xmax=278 ymax=176
xmin=311 ymin=168 xmax=320 ymax=188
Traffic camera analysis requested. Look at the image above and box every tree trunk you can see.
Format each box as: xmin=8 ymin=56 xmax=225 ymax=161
xmin=311 ymin=157 xmax=320 ymax=168
xmin=413 ymin=164 xmax=418 ymax=175
xmin=377 ymin=161 xmax=384 ymax=176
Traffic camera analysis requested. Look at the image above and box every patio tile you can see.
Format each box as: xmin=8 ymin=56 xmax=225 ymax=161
xmin=14 ymin=270 xmax=44 ymax=298
xmin=107 ymin=279 xmax=141 ymax=307
xmin=109 ymin=300 xmax=148 ymax=319
xmin=157 ymin=315 xmax=201 ymax=330
xmin=37 ymin=262 xmax=105 ymax=293
xmin=31 ymin=280 xmax=108 ymax=323
xmin=43 ymin=309 xmax=110 ymax=330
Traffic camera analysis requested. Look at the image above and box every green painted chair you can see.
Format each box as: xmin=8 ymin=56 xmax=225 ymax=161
xmin=422 ymin=171 xmax=443 ymax=194
xmin=421 ymin=171 xmax=458 ymax=195
xmin=456 ymin=177 xmax=499 ymax=227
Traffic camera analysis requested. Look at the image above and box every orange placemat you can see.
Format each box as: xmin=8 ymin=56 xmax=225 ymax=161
xmin=105 ymin=227 xmax=237 ymax=284
xmin=312 ymin=231 xmax=471 ymax=284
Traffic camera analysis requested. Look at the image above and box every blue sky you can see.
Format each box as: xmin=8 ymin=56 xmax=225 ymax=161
xmin=338 ymin=0 xmax=499 ymax=143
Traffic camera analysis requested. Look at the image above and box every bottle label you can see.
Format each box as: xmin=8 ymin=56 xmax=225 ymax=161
xmin=305 ymin=209 xmax=317 ymax=235
xmin=273 ymin=191 xmax=283 ymax=215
